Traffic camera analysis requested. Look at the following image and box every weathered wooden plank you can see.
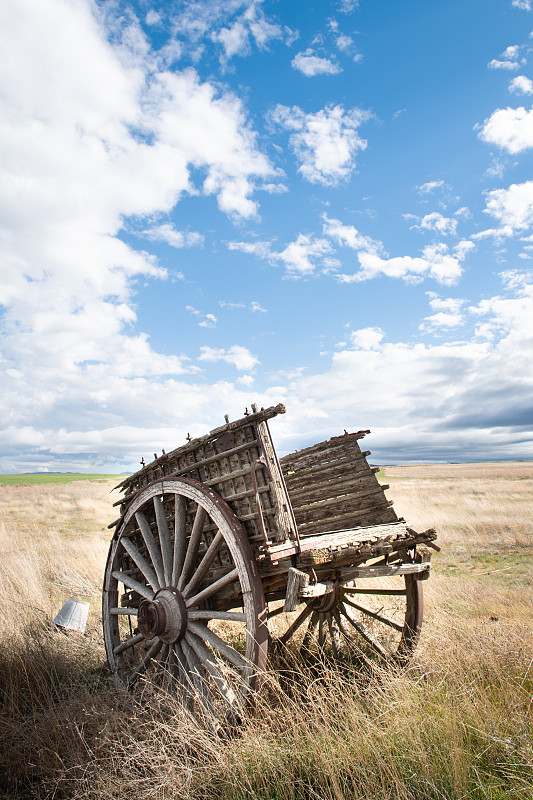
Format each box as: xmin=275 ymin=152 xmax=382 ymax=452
xmin=296 ymin=504 xmax=398 ymax=536
xmin=280 ymin=434 xmax=367 ymax=471
xmin=291 ymin=485 xmax=393 ymax=525
xmin=282 ymin=453 xmax=375 ymax=492
xmin=287 ymin=471 xmax=384 ymax=506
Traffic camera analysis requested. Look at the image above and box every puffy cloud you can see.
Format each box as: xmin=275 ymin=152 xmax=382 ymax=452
xmin=291 ymin=49 xmax=342 ymax=76
xmin=322 ymin=215 xmax=383 ymax=254
xmin=484 ymin=180 xmax=533 ymax=230
xmin=228 ymin=234 xmax=332 ymax=276
xmin=512 ymin=0 xmax=531 ymax=9
xmin=337 ymin=243 xmax=465 ymax=285
xmin=509 ymin=75 xmax=533 ymax=94
xmin=349 ymin=327 xmax=385 ymax=350
xmin=478 ymin=105 xmax=533 ymax=153
xmin=271 ymin=103 xmax=371 ymax=185
xmin=419 ymin=293 xmax=467 ymax=333
xmin=416 ymin=180 xmax=444 ymax=195
xmin=171 ymin=0 xmax=292 ymax=63
xmin=412 ymin=212 xmax=458 ymax=236
xmin=488 ymin=58 xmax=521 ymax=70
xmin=141 ymin=224 xmax=204 ymax=248
xmin=198 ymin=345 xmax=259 ymax=371
xmin=277 ymin=234 xmax=333 ymax=275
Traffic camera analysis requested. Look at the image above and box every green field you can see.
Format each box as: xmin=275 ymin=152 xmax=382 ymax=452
xmin=0 ymin=473 xmax=126 ymax=486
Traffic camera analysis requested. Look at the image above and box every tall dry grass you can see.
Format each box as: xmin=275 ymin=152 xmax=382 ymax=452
xmin=1 ymin=467 xmax=532 ymax=800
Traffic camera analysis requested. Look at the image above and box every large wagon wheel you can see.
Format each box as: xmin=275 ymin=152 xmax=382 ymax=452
xmin=272 ymin=572 xmax=423 ymax=666
xmin=102 ymin=477 xmax=268 ymax=721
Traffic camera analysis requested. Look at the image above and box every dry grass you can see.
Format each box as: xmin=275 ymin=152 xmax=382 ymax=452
xmin=1 ymin=466 xmax=532 ymax=800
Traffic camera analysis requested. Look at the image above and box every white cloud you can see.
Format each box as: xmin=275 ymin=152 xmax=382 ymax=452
xmin=145 ymin=10 xmax=161 ymax=26
xmin=412 ymin=212 xmax=458 ymax=236
xmin=198 ymin=345 xmax=259 ymax=371
xmin=219 ymin=300 xmax=268 ymax=313
xmin=271 ymin=103 xmax=371 ymax=185
xmin=336 ymin=34 xmax=353 ymax=52
xmin=419 ymin=293 xmax=466 ymax=333
xmin=337 ymin=242 xmax=465 ymax=285
xmin=478 ymin=105 xmax=533 ymax=153
xmin=512 ymin=0 xmax=531 ymax=9
xmin=509 ymin=75 xmax=533 ymax=94
xmin=322 ymin=215 xmax=383 ymax=254
xmin=349 ymin=327 xmax=385 ymax=350
xmin=227 ymin=234 xmax=332 ymax=276
xmin=186 ymin=306 xmax=217 ymax=328
xmin=278 ymin=234 xmax=332 ymax=275
xmin=488 ymin=59 xmax=521 ymax=70
xmin=171 ymin=0 xmax=292 ymax=63
xmin=503 ymin=45 xmax=522 ymax=59
xmin=291 ymin=49 xmax=342 ymax=76
xmin=416 ymin=180 xmax=444 ymax=195
xmin=141 ymin=224 xmax=204 ymax=248
xmin=484 ymin=180 xmax=533 ymax=230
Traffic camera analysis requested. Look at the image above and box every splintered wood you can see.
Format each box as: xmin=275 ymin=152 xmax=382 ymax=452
xmin=279 ymin=432 xmax=398 ymax=537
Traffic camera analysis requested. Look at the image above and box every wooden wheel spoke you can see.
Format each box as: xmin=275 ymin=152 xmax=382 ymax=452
xmin=119 ymin=536 xmax=159 ymax=591
xmin=113 ymin=632 xmax=144 ymax=655
xmin=178 ymin=504 xmax=207 ymax=590
xmin=344 ymin=587 xmax=406 ymax=597
xmin=318 ymin=612 xmax=326 ymax=647
xmin=186 ymin=632 xmax=244 ymax=712
xmin=152 ymin=642 xmax=170 ymax=683
xmin=127 ymin=640 xmax=163 ymax=687
xmin=279 ymin=603 xmax=314 ymax=645
xmin=172 ymin=643 xmax=195 ymax=709
xmin=327 ymin=613 xmax=342 ymax=659
xmin=112 ymin=570 xmax=154 ymax=601
xmin=181 ymin=637 xmax=216 ymax=719
xmin=110 ymin=607 xmax=138 ymax=616
xmin=154 ymin=495 xmax=173 ymax=585
xmin=188 ymin=610 xmax=246 ymax=622
xmin=172 ymin=495 xmax=187 ymax=585
xmin=301 ymin=610 xmax=319 ymax=650
xmin=343 ymin=597 xmax=404 ymax=632
xmin=339 ymin=604 xmax=389 ymax=657
xmin=187 ymin=621 xmax=248 ymax=670
xmin=182 ymin=530 xmax=224 ymax=599
xmin=134 ymin=511 xmax=165 ymax=588
xmin=185 ymin=567 xmax=239 ymax=609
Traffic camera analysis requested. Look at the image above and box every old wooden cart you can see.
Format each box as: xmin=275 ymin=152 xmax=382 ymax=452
xmin=103 ymin=404 xmax=437 ymax=718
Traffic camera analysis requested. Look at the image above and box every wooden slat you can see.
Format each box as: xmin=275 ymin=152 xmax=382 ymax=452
xmin=288 ymin=472 xmax=383 ymax=506
xmin=283 ymin=456 xmax=376 ymax=494
xmin=280 ymin=436 xmax=366 ymax=472
xmin=296 ymin=505 xmax=397 ymax=536
xmin=291 ymin=485 xmax=393 ymax=524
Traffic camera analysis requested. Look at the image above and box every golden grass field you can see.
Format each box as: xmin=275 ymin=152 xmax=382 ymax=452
xmin=0 ymin=465 xmax=532 ymax=800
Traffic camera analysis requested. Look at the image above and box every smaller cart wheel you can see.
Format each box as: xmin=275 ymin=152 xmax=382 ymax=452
xmin=102 ymin=478 xmax=268 ymax=722
xmin=273 ymin=573 xmax=422 ymax=665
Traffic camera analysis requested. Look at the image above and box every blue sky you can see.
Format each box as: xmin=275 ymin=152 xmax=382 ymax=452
xmin=2 ymin=0 xmax=533 ymax=472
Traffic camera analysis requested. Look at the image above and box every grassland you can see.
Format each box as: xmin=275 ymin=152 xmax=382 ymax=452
xmin=0 ymin=473 xmax=125 ymax=486
xmin=0 ymin=465 xmax=532 ymax=799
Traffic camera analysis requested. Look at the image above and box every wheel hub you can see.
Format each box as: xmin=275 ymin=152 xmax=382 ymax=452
xmin=137 ymin=587 xmax=188 ymax=643
xmin=311 ymin=580 xmax=341 ymax=612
